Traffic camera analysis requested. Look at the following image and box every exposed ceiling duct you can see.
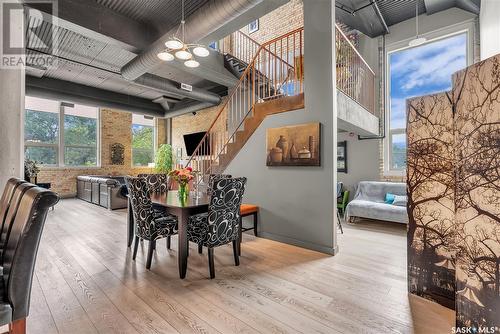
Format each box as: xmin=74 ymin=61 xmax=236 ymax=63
xmin=164 ymin=100 xmax=216 ymax=118
xmin=121 ymin=0 xmax=263 ymax=81
xmin=133 ymin=74 xmax=221 ymax=104
xmin=424 ymin=0 xmax=480 ymax=15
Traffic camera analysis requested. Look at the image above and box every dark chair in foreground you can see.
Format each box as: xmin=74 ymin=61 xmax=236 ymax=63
xmin=207 ymin=174 xmax=232 ymax=196
xmin=0 ymin=179 xmax=25 ymax=234
xmin=126 ymin=177 xmax=178 ymax=269
xmin=0 ymin=186 xmax=59 ymax=333
xmin=188 ymin=177 xmax=247 ymax=279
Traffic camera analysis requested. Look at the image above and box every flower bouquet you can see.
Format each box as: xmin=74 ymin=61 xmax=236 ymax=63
xmin=168 ymin=167 xmax=195 ymax=200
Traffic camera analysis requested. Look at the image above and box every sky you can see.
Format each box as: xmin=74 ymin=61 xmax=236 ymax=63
xmin=389 ymin=33 xmax=468 ymax=140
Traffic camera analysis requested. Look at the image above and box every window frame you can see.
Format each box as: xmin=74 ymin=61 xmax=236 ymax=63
xmin=383 ymin=21 xmax=475 ymax=176
xmin=24 ymin=98 xmax=101 ymax=168
xmin=131 ymin=117 xmax=157 ymax=168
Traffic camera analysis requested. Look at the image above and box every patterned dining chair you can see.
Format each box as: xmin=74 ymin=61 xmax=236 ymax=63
xmin=126 ymin=176 xmax=178 ymax=269
xmin=138 ymin=173 xmax=171 ymax=193
xmin=207 ymin=174 xmax=232 ymax=196
xmin=187 ymin=177 xmax=247 ymax=279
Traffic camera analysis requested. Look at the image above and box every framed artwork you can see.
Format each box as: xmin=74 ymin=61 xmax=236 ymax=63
xmin=337 ymin=141 xmax=347 ymax=173
xmin=266 ymin=122 xmax=321 ymax=167
xmin=248 ymin=19 xmax=259 ymax=34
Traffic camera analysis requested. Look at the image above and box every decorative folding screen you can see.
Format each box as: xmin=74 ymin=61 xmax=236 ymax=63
xmin=407 ymin=54 xmax=500 ymax=328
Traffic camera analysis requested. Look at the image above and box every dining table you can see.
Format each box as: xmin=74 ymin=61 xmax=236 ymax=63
xmin=127 ymin=191 xmax=210 ymax=279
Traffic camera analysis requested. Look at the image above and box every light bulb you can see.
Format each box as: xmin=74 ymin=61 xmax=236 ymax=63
xmin=193 ymin=46 xmax=209 ymax=57
xmin=157 ymin=51 xmax=174 ymax=61
xmin=184 ymin=59 xmax=200 ymax=68
xmin=175 ymin=50 xmax=192 ymax=60
xmin=165 ymin=39 xmax=183 ymax=50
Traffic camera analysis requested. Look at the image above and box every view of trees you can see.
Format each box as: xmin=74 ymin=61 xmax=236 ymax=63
xmin=64 ymin=114 xmax=98 ymax=166
xmin=24 ymin=109 xmax=59 ymax=165
xmin=24 ymin=109 xmax=98 ymax=166
xmin=132 ymin=124 xmax=154 ymax=166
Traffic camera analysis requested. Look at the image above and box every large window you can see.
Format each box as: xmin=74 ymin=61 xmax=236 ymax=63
xmin=132 ymin=114 xmax=156 ymax=167
xmin=24 ymin=96 xmax=99 ymax=167
xmin=386 ymin=32 xmax=468 ymax=173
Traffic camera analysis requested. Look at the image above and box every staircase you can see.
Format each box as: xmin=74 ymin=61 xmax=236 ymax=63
xmin=188 ymin=26 xmax=376 ymax=182
xmin=187 ymin=28 xmax=305 ymax=180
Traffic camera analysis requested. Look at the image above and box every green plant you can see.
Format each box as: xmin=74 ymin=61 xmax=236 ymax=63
xmin=154 ymin=144 xmax=174 ymax=174
xmin=24 ymin=158 xmax=40 ymax=178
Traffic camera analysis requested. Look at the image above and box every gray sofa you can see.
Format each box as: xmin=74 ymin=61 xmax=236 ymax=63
xmin=76 ymin=175 xmax=127 ymax=210
xmin=346 ymin=181 xmax=408 ymax=224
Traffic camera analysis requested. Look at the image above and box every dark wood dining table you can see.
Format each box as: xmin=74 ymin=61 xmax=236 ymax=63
xmin=127 ymin=191 xmax=210 ymax=279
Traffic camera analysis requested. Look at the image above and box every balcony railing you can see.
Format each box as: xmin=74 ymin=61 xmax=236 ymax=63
xmin=335 ymin=25 xmax=376 ymax=114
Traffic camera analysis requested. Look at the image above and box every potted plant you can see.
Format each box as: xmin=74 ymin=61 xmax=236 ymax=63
xmin=168 ymin=167 xmax=195 ymax=200
xmin=24 ymin=159 xmax=40 ymax=184
xmin=154 ymin=144 xmax=174 ymax=174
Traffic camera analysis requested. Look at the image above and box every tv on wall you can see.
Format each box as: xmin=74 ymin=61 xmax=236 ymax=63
xmin=183 ymin=131 xmax=210 ymax=156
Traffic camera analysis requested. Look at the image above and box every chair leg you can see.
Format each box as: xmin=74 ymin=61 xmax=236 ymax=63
xmin=166 ymin=236 xmax=171 ymax=250
xmin=208 ymin=248 xmax=215 ymax=279
xmin=9 ymin=318 xmax=26 ymax=334
xmin=337 ymin=211 xmax=344 ymax=234
xmin=253 ymin=212 xmax=258 ymax=237
xmin=146 ymin=240 xmax=155 ymax=270
xmin=238 ymin=218 xmax=242 ymax=256
xmin=232 ymin=240 xmax=240 ymax=266
xmin=132 ymin=236 xmax=139 ymax=260
xmin=198 ymin=243 xmax=203 ymax=254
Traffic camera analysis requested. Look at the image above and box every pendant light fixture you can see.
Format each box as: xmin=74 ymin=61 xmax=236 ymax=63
xmin=409 ymin=0 xmax=427 ymax=47
xmin=157 ymin=0 xmax=209 ymax=68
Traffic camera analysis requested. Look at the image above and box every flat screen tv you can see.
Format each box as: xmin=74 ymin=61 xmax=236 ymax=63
xmin=184 ymin=131 xmax=210 ymax=156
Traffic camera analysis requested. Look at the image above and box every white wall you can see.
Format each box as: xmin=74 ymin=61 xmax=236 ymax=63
xmin=480 ymin=0 xmax=500 ymax=60
xmin=337 ymin=132 xmax=380 ymax=200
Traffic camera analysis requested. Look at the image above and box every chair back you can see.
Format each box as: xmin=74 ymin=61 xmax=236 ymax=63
xmin=2 ymin=186 xmax=59 ymax=321
xmin=342 ymin=190 xmax=350 ymax=206
xmin=0 ymin=178 xmax=25 ymax=235
xmin=125 ymin=176 xmax=156 ymax=240
xmin=0 ymin=184 xmax=36 ymax=260
xmin=207 ymin=174 xmax=232 ymax=196
xmin=138 ymin=174 xmax=170 ymax=193
xmin=207 ymin=177 xmax=247 ymax=247
xmin=336 ymin=182 xmax=343 ymax=198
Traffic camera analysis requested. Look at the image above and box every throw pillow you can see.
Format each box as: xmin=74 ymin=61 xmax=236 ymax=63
xmin=392 ymin=195 xmax=407 ymax=206
xmin=385 ymin=193 xmax=396 ymax=204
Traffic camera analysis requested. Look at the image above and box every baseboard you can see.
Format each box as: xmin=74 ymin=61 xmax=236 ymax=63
xmin=259 ymin=231 xmax=338 ymax=255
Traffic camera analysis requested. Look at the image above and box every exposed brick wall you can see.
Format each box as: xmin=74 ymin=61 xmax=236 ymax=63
xmin=240 ymin=0 xmax=304 ymax=44
xmin=171 ymin=104 xmax=221 ymax=160
xmin=38 ymin=108 xmax=167 ymax=197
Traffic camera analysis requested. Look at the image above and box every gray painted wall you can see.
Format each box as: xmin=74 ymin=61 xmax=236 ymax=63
xmin=226 ymin=0 xmax=338 ymax=254
xmin=337 ymin=132 xmax=380 ymax=201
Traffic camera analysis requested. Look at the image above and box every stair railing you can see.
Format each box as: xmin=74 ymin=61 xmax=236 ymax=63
xmin=187 ymin=28 xmax=305 ymax=180
xmin=220 ymin=31 xmax=261 ymax=65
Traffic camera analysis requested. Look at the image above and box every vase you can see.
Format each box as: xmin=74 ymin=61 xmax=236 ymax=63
xmin=178 ymin=183 xmax=189 ymax=201
xmin=276 ymin=135 xmax=288 ymax=161
xmin=290 ymin=141 xmax=298 ymax=159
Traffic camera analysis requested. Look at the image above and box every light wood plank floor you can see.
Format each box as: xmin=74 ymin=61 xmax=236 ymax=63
xmin=27 ymin=199 xmax=454 ymax=334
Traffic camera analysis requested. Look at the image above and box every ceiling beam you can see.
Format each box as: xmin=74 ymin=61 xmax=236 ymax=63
xmin=26 ymin=76 xmax=166 ymax=117
xmin=23 ymin=0 xmax=158 ymax=52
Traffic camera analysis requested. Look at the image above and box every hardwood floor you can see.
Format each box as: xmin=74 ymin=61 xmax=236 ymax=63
xmin=27 ymin=199 xmax=454 ymax=334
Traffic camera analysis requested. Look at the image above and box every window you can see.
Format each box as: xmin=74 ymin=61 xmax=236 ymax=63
xmin=248 ymin=19 xmax=259 ymax=34
xmin=386 ymin=32 xmax=468 ymax=173
xmin=132 ymin=114 xmax=155 ymax=167
xmin=24 ymin=96 xmax=99 ymax=167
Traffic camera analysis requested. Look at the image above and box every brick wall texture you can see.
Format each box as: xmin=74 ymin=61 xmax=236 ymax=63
xmin=38 ymin=108 xmax=167 ymax=197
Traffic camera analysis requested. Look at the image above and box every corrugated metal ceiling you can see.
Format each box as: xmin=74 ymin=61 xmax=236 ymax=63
xmin=95 ymin=0 xmax=212 ymax=32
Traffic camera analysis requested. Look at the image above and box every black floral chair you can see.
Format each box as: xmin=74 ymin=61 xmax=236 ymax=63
xmin=126 ymin=176 xmax=178 ymax=269
xmin=206 ymin=174 xmax=232 ymax=196
xmin=188 ymin=177 xmax=247 ymax=278
xmin=137 ymin=173 xmax=170 ymax=193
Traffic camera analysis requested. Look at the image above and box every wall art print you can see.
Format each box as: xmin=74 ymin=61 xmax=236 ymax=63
xmin=266 ymin=122 xmax=320 ymax=167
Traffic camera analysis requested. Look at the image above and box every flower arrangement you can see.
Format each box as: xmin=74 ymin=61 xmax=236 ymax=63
xmin=25 ymin=159 xmax=40 ymax=183
xmin=168 ymin=167 xmax=195 ymax=199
